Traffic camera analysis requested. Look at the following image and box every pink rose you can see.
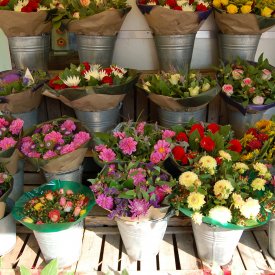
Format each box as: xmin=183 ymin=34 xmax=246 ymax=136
xmin=249 ymin=87 xmax=256 ymax=93
xmin=59 ymin=196 xmax=66 ymax=206
xmin=64 ymin=201 xmax=73 ymax=212
xmin=241 ymin=78 xmax=252 ymax=87
xmin=232 ymin=69 xmax=244 ymax=80
xmin=222 ymin=84 xmax=234 ymax=96
xmin=262 ymin=69 xmax=272 ymax=81
xmin=252 ymin=96 xmax=264 ymax=105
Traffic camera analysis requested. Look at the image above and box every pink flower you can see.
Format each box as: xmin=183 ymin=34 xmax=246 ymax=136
xmin=128 ymin=199 xmax=150 ymax=219
xmin=9 ymin=118 xmax=24 ymax=135
xmin=20 ymin=139 xmax=33 ymax=155
xmin=119 ymin=137 xmax=137 ymax=155
xmin=95 ymin=144 xmax=106 ymax=152
xmin=59 ymin=196 xmax=66 ymax=206
xmin=154 ymin=139 xmax=171 ymax=160
xmin=128 ymin=168 xmax=146 ymax=185
xmin=44 ymin=131 xmax=64 ymax=145
xmin=60 ymin=119 xmax=76 ymax=133
xmin=232 ymin=69 xmax=244 ymax=80
xmin=241 ymin=77 xmax=252 ymax=87
xmin=27 ymin=152 xmax=41 ymax=158
xmin=45 ymin=191 xmax=54 ymax=200
xmin=73 ymin=131 xmax=90 ymax=147
xmin=113 ymin=131 xmax=126 ymax=139
xmin=154 ymin=185 xmax=172 ymax=204
xmin=48 ymin=209 xmax=60 ymax=223
xmin=60 ymin=143 xmax=76 ymax=155
xmin=222 ymin=84 xmax=234 ymax=96
xmin=64 ymin=201 xmax=73 ymax=212
xmin=249 ymin=87 xmax=256 ymax=93
xmin=41 ymin=124 xmax=53 ymax=134
xmin=96 ymin=194 xmax=114 ymax=210
xmin=136 ymin=122 xmax=146 ymax=134
xmin=150 ymin=151 xmax=162 ymax=164
xmin=262 ymin=69 xmax=272 ymax=80
xmin=66 ymin=189 xmax=74 ymax=195
xmin=43 ymin=150 xmax=57 ymax=160
xmin=0 ymin=137 xmax=17 ymax=151
xmin=0 ymin=173 xmax=8 ymax=184
xmin=0 ymin=118 xmax=9 ymax=129
xmin=252 ymin=96 xmax=265 ymax=105
xmin=162 ymin=129 xmax=176 ymax=139
xmin=99 ymin=148 xmax=116 ymax=162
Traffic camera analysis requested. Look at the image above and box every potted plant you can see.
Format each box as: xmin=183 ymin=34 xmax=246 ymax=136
xmin=89 ymin=161 xmax=177 ymax=260
xmin=0 ymin=68 xmax=48 ymax=129
xmin=44 ymin=63 xmax=140 ymax=133
xmin=138 ymin=71 xmax=220 ymax=126
xmin=93 ymin=120 xmax=175 ymax=165
xmin=137 ymin=0 xmax=212 ymax=73
xmin=12 ymin=180 xmax=95 ymax=268
xmin=0 ymin=0 xmax=51 ymax=70
xmin=171 ymin=154 xmax=274 ymax=266
xmin=217 ymin=55 xmax=275 ymax=137
xmin=212 ymin=0 xmax=275 ymax=61
xmin=19 ymin=117 xmax=91 ymax=182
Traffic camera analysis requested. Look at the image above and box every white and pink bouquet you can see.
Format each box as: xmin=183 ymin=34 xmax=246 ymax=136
xmin=20 ymin=117 xmax=91 ymax=173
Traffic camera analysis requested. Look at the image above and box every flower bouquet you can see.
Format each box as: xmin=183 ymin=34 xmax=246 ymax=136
xmin=93 ymin=121 xmax=175 ymax=166
xmin=12 ymin=180 xmax=95 ymax=267
xmin=43 ymin=62 xmax=139 ymax=132
xmin=171 ymin=155 xmax=274 ymax=265
xmin=137 ymin=0 xmax=212 ymax=72
xmin=0 ymin=69 xmax=48 ymax=128
xmin=138 ymin=71 xmax=220 ymax=125
xmin=217 ymin=55 xmax=275 ymax=136
xmin=19 ymin=117 xmax=91 ymax=180
xmin=89 ymin=161 xmax=177 ymax=260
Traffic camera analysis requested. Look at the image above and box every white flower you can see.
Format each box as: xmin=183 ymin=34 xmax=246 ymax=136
xmin=112 ymin=70 xmax=124 ymax=79
xmin=62 ymin=76 xmax=81 ymax=87
xmin=232 ymin=193 xmax=244 ymax=209
xmin=209 ymin=206 xmax=232 ymax=224
xmin=262 ymin=69 xmax=272 ymax=80
xmin=233 ymin=162 xmax=249 ymax=174
xmin=240 ymin=198 xmax=260 ymax=219
xmin=111 ymin=65 xmax=127 ymax=75
xmin=169 ymin=74 xmax=181 ymax=85
xmin=84 ymin=69 xmax=100 ymax=81
xmin=147 ymin=1 xmax=157 ymax=5
xmin=192 ymin=212 xmax=203 ymax=225
xmin=72 ymin=12 xmax=80 ymax=19
xmin=253 ymin=162 xmax=268 ymax=176
xmin=98 ymin=70 xmax=108 ymax=80
xmin=37 ymin=5 xmax=49 ymax=10
xmin=181 ymin=4 xmax=195 ymax=11
xmin=252 ymin=96 xmax=264 ymax=105
xmin=143 ymin=81 xmax=151 ymax=92
xmin=90 ymin=64 xmax=102 ymax=70
xmin=14 ymin=0 xmax=28 ymax=11
xmin=218 ymin=150 xmax=232 ymax=161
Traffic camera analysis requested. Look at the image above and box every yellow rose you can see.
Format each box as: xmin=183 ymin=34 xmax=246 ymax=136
xmin=221 ymin=0 xmax=228 ymax=6
xmin=213 ymin=0 xmax=221 ymax=8
xmin=241 ymin=5 xmax=252 ymax=13
xmin=261 ymin=6 xmax=273 ymax=17
xmin=227 ymin=4 xmax=238 ymax=14
xmin=34 ymin=202 xmax=43 ymax=211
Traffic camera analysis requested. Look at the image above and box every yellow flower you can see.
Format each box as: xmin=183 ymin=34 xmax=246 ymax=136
xmin=187 ymin=192 xmax=205 ymax=211
xmin=169 ymin=74 xmax=181 ymax=85
xmin=213 ymin=0 xmax=221 ymax=8
xmin=221 ymin=0 xmax=228 ymax=6
xmin=227 ymin=4 xmax=238 ymax=14
xmin=246 ymin=1 xmax=253 ymax=5
xmin=233 ymin=162 xmax=249 ymax=174
xmin=179 ymin=171 xmax=199 ymax=188
xmin=214 ymin=180 xmax=234 ymax=200
xmin=253 ymin=162 xmax=268 ymax=176
xmin=34 ymin=202 xmax=43 ymax=211
xmin=255 ymin=119 xmax=272 ymax=133
xmin=251 ymin=178 xmax=266 ymax=191
xmin=23 ymin=217 xmax=34 ymax=223
xmin=261 ymin=6 xmax=273 ymax=17
xmin=232 ymin=193 xmax=244 ymax=209
xmin=219 ymin=150 xmax=232 ymax=161
xmin=192 ymin=212 xmax=203 ymax=225
xmin=240 ymin=152 xmax=254 ymax=161
xmin=198 ymin=156 xmax=217 ymax=175
xmin=241 ymin=133 xmax=254 ymax=147
xmin=241 ymin=5 xmax=252 ymax=13
xmin=80 ymin=209 xmax=86 ymax=216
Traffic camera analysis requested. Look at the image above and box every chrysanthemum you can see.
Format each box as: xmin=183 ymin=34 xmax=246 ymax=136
xmin=192 ymin=212 xmax=203 ymax=225
xmin=44 ymin=131 xmax=64 ymax=145
xmin=213 ymin=180 xmax=234 ymax=200
xmin=9 ymin=118 xmax=24 ymax=135
xmin=96 ymin=194 xmax=114 ymax=210
xmin=240 ymin=198 xmax=260 ymax=219
xmin=73 ymin=131 xmax=91 ymax=147
xmin=99 ymin=148 xmax=116 ymax=162
xmin=43 ymin=150 xmax=57 ymax=160
xmin=62 ymin=76 xmax=81 ymax=87
xmin=128 ymin=168 xmax=146 ymax=185
xmin=119 ymin=137 xmax=137 ymax=155
xmin=208 ymin=206 xmax=232 ymax=224
xmin=218 ymin=150 xmax=232 ymax=161
xmin=154 ymin=139 xmax=171 ymax=160
xmin=0 ymin=137 xmax=17 ymax=151
xmin=198 ymin=155 xmax=217 ymax=175
xmin=187 ymin=192 xmax=205 ymax=211
xmin=241 ymin=133 xmax=255 ymax=147
xmin=253 ymin=162 xmax=268 ymax=176
xmin=232 ymin=193 xmax=244 ymax=209
xmin=128 ymin=199 xmax=150 ymax=218
xmin=233 ymin=162 xmax=249 ymax=174
xmin=84 ymin=69 xmax=101 ymax=81
xmin=60 ymin=119 xmax=76 ymax=133
xmin=251 ymin=178 xmax=266 ymax=191
xmin=255 ymin=120 xmax=272 ymax=133
xmin=179 ymin=171 xmax=199 ymax=188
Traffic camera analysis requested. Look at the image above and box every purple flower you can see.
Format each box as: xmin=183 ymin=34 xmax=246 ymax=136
xmin=119 ymin=137 xmax=137 ymax=155
xmin=96 ymin=194 xmax=114 ymax=210
xmin=104 ymin=187 xmax=119 ymax=196
xmin=128 ymin=199 xmax=150 ymax=219
xmin=3 ymin=73 xmax=20 ymax=84
xmin=90 ymin=182 xmax=104 ymax=194
xmin=22 ymin=77 xmax=29 ymax=86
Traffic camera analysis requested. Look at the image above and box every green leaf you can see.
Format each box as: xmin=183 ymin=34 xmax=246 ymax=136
xmin=118 ymin=190 xmax=136 ymax=199
xmin=19 ymin=266 xmax=32 ymax=275
xmin=121 ymin=269 xmax=130 ymax=275
xmin=188 ymin=130 xmax=201 ymax=151
xmin=41 ymin=258 xmax=58 ymax=275
xmin=123 ymin=179 xmax=134 ymax=189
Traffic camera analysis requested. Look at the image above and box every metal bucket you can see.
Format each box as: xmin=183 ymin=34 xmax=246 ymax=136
xmin=116 ymin=215 xmax=169 ymax=261
xmin=157 ymin=104 xmax=207 ymax=128
xmin=192 ymin=221 xmax=243 ymax=266
xmin=9 ymin=159 xmax=25 ymax=201
xmin=0 ymin=199 xmax=16 ymax=256
xmin=154 ymin=34 xmax=196 ymax=73
xmin=43 ymin=166 xmax=83 ymax=184
xmin=33 ymin=221 xmax=84 ymax=268
xmin=74 ymin=104 xmax=121 ymax=133
xmin=12 ymin=108 xmax=39 ymax=130
xmin=269 ymin=214 xmax=275 ymax=259
xmin=8 ymin=34 xmax=50 ymax=70
xmin=218 ymin=33 xmax=261 ymax=62
xmin=76 ymin=35 xmax=116 ymax=67
xmin=226 ymin=104 xmax=275 ymax=138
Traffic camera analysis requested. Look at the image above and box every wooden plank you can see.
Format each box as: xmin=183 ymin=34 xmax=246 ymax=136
xmin=122 ymin=88 xmax=135 ymax=121
xmin=60 ymin=102 xmax=75 ymax=118
xmin=76 ymin=229 xmax=103 ymax=273
xmin=45 ymin=97 xmax=62 ymax=120
xmin=175 ymin=233 xmax=199 ymax=270
xmin=34 ymin=250 xmax=45 ymax=269
xmin=135 ymin=88 xmax=149 ymax=122
xmin=158 ymin=235 xmax=176 ymax=271
xmin=119 ymin=244 xmax=138 ymax=271
xmin=231 ymin=246 xmax=246 ymax=271
xmin=207 ymin=96 xmax=220 ymax=123
xmin=38 ymin=97 xmax=49 ymax=123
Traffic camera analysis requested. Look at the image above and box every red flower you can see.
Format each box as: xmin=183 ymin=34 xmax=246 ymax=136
xmin=181 ymin=155 xmax=189 ymax=165
xmin=200 ymin=136 xmax=215 ymax=151
xmin=82 ymin=62 xmax=90 ymax=71
xmin=246 ymin=139 xmax=262 ymax=151
xmin=228 ymin=139 xmax=242 ymax=153
xmin=215 ymin=157 xmax=222 ymax=165
xmin=190 ymin=124 xmax=204 ymax=138
xmin=165 ymin=0 xmax=177 ymax=7
xmin=196 ymin=3 xmax=208 ymax=11
xmin=102 ymin=76 xmax=113 ymax=85
xmin=176 ymin=132 xmax=188 ymax=142
xmin=0 ymin=0 xmax=9 ymax=6
xmin=246 ymin=128 xmax=258 ymax=137
xmin=173 ymin=5 xmax=182 ymax=10
xmin=207 ymin=123 xmax=220 ymax=134
xmin=104 ymin=68 xmax=113 ymax=75
xmin=172 ymin=146 xmax=185 ymax=161
xmin=48 ymin=76 xmax=67 ymax=90
xmin=48 ymin=209 xmax=60 ymax=223
xmin=189 ymin=0 xmax=194 ymax=4
xmin=258 ymin=133 xmax=269 ymax=142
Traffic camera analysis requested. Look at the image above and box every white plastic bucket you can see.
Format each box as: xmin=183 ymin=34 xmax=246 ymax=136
xmin=33 ymin=221 xmax=84 ymax=268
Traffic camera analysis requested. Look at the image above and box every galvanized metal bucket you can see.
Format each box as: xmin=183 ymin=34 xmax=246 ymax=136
xmin=74 ymin=104 xmax=121 ymax=133
xmin=11 ymin=108 xmax=39 ymax=130
xmin=269 ymin=214 xmax=275 ymax=259
xmin=154 ymin=34 xmax=196 ymax=73
xmin=8 ymin=159 xmax=25 ymax=201
xmin=226 ymin=104 xmax=275 ymax=138
xmin=218 ymin=33 xmax=261 ymax=62
xmin=43 ymin=166 xmax=83 ymax=184
xmin=76 ymin=35 xmax=116 ymax=67
xmin=192 ymin=221 xmax=243 ymax=266
xmin=0 ymin=199 xmax=16 ymax=256
xmin=8 ymin=34 xmax=50 ymax=70
xmin=157 ymin=104 xmax=207 ymax=128
xmin=116 ymin=215 xmax=170 ymax=261
xmin=33 ymin=221 xmax=84 ymax=268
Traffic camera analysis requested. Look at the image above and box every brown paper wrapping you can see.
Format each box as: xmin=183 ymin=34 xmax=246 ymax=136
xmin=68 ymin=8 xmax=130 ymax=35
xmin=214 ymin=11 xmax=270 ymax=34
xmin=0 ymin=11 xmax=51 ymax=37
xmin=41 ymin=148 xmax=88 ymax=173
xmin=43 ymin=89 xmax=125 ymax=111
xmin=0 ymin=87 xmax=43 ymax=113
xmin=144 ymin=7 xmax=202 ymax=35
xmin=0 ymin=149 xmax=19 ymax=175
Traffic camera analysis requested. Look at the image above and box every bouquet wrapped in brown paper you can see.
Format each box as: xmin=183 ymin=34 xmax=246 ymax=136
xmin=19 ymin=117 xmax=92 ymax=173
